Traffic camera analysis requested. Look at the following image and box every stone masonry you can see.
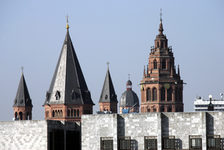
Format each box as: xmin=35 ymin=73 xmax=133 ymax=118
xmin=82 ymin=112 xmax=224 ymax=150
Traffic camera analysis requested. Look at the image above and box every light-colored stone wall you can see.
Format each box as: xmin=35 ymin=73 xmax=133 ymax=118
xmin=0 ymin=120 xmax=48 ymax=150
xmin=82 ymin=112 xmax=224 ymax=150
xmin=82 ymin=114 xmax=118 ymax=150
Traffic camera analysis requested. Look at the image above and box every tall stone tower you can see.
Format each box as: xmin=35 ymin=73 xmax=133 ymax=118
xmin=140 ymin=15 xmax=184 ymax=113
xmin=13 ymin=71 xmax=33 ymax=120
xmin=99 ymin=64 xmax=118 ymax=113
xmin=44 ymin=20 xmax=94 ymax=122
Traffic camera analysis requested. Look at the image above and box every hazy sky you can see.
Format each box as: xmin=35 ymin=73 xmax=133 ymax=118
xmin=0 ymin=0 xmax=224 ymax=121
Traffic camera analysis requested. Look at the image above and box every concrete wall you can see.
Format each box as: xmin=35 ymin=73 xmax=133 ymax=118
xmin=0 ymin=120 xmax=48 ymax=150
xmin=81 ymin=112 xmax=224 ymax=150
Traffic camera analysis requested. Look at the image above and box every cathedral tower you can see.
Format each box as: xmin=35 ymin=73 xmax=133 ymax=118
xmin=44 ymin=20 xmax=94 ymax=122
xmin=13 ymin=70 xmax=33 ymax=120
xmin=140 ymin=14 xmax=184 ymax=112
xmin=99 ymin=64 xmax=118 ymax=113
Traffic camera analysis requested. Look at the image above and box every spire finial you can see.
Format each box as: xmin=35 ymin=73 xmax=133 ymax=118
xmin=21 ymin=66 xmax=24 ymax=74
xmin=106 ymin=62 xmax=110 ymax=70
xmin=160 ymin=8 xmax=162 ymax=22
xmin=178 ymin=64 xmax=180 ymax=76
xmin=159 ymin=9 xmax=164 ymax=34
xmin=128 ymin=74 xmax=131 ymax=80
xmin=66 ymin=15 xmax=69 ymax=30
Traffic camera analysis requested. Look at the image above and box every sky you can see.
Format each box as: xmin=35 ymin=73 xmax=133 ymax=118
xmin=0 ymin=0 xmax=224 ymax=121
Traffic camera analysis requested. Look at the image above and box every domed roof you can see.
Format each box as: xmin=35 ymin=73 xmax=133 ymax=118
xmin=119 ymin=90 xmax=139 ymax=107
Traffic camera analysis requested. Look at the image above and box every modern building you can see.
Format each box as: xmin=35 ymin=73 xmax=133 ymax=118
xmin=194 ymin=96 xmax=224 ymax=111
xmin=98 ymin=65 xmax=118 ymax=113
xmin=43 ymin=21 xmax=94 ymax=122
xmin=140 ymin=16 xmax=184 ymax=113
xmin=82 ymin=112 xmax=224 ymax=150
xmin=119 ymin=79 xmax=139 ymax=114
xmin=13 ymin=71 xmax=33 ymax=120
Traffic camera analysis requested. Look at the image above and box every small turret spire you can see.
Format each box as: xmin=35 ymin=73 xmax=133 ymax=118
xmin=159 ymin=9 xmax=164 ymax=35
xmin=66 ymin=15 xmax=69 ymax=30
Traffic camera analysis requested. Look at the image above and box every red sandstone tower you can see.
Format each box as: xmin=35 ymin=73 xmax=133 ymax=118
xmin=43 ymin=20 xmax=94 ymax=122
xmin=98 ymin=64 xmax=118 ymax=113
xmin=13 ymin=71 xmax=33 ymax=120
xmin=140 ymin=15 xmax=184 ymax=113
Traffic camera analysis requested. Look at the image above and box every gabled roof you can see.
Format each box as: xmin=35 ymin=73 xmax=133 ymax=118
xmin=13 ymin=73 xmax=32 ymax=107
xmin=44 ymin=29 xmax=94 ymax=105
xmin=99 ymin=68 xmax=117 ymax=103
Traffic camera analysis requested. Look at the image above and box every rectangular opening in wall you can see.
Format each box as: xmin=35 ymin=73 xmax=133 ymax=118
xmin=118 ymin=136 xmax=131 ymax=150
xmin=162 ymin=136 xmax=175 ymax=150
xmin=207 ymin=135 xmax=221 ymax=150
xmin=189 ymin=135 xmax=202 ymax=150
xmin=144 ymin=136 xmax=157 ymax=150
xmin=100 ymin=137 xmax=113 ymax=150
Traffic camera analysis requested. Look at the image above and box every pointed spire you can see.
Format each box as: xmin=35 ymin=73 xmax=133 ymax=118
xmin=143 ymin=66 xmax=146 ymax=77
xmin=99 ymin=63 xmax=117 ymax=103
xmin=44 ymin=24 xmax=94 ymax=106
xmin=159 ymin=9 xmax=164 ymax=35
xmin=13 ymin=71 xmax=32 ymax=107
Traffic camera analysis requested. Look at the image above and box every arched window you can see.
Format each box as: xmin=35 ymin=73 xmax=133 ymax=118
xmin=67 ymin=109 xmax=70 ymax=117
xmin=161 ymin=87 xmax=165 ymax=101
xmin=19 ymin=112 xmax=23 ymax=120
xmin=74 ymin=109 xmax=76 ymax=117
xmin=15 ymin=112 xmax=18 ymax=120
xmin=161 ymin=41 xmax=164 ymax=48
xmin=146 ymin=88 xmax=151 ymax=101
xmin=60 ymin=110 xmax=63 ymax=117
xmin=167 ymin=88 xmax=173 ymax=101
xmin=153 ymin=60 xmax=157 ymax=69
xmin=175 ymin=87 xmax=179 ymax=101
xmin=152 ymin=88 xmax=157 ymax=101
xmin=52 ymin=111 xmax=55 ymax=117
xmin=77 ymin=110 xmax=79 ymax=117
xmin=162 ymin=59 xmax=166 ymax=69
xmin=55 ymin=91 xmax=61 ymax=100
xmin=71 ymin=109 xmax=74 ymax=117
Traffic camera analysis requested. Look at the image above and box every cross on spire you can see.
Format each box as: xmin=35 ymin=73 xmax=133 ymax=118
xmin=106 ymin=62 xmax=110 ymax=70
xmin=128 ymin=74 xmax=131 ymax=80
xmin=160 ymin=8 xmax=162 ymax=22
xmin=66 ymin=15 xmax=69 ymax=30
xmin=21 ymin=66 xmax=24 ymax=74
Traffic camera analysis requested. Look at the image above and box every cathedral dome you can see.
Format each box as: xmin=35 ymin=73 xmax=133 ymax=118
xmin=119 ymin=80 xmax=139 ymax=108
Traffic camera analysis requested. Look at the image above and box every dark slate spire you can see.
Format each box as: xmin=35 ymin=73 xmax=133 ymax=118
xmin=44 ymin=27 xmax=94 ymax=105
xmin=99 ymin=64 xmax=118 ymax=103
xmin=13 ymin=72 xmax=32 ymax=107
